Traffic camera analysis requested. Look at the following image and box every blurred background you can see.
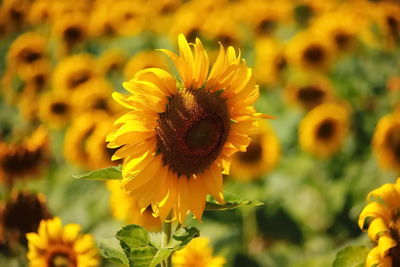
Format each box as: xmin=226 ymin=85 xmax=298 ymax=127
xmin=1 ymin=0 xmax=400 ymax=266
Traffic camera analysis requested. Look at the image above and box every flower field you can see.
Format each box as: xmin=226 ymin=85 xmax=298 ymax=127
xmin=1 ymin=0 xmax=400 ymax=266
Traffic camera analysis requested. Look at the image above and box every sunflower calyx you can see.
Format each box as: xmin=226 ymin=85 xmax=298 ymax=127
xmin=205 ymin=191 xmax=263 ymax=211
xmin=101 ymin=224 xmax=199 ymax=267
xmin=73 ymin=165 xmax=122 ymax=180
xmin=332 ymin=245 xmax=369 ymax=267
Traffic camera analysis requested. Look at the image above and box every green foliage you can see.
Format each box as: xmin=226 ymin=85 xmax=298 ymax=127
xmin=73 ymin=166 xmax=122 ymax=180
xmin=205 ymin=191 xmax=264 ymax=211
xmin=333 ymin=246 xmax=369 ymax=267
xmin=99 ymin=224 xmax=199 ymax=267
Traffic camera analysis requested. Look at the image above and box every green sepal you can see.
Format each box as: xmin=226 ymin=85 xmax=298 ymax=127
xmin=205 ymin=191 xmax=263 ymax=211
xmin=73 ymin=166 xmax=122 ymax=180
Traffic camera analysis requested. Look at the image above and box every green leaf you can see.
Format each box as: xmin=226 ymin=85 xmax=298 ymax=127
xmin=205 ymin=191 xmax=264 ymax=211
xmin=98 ymin=238 xmax=129 ymax=265
xmin=333 ymin=246 xmax=369 ymax=267
xmin=73 ymin=166 xmax=122 ymax=180
xmin=114 ymin=224 xmax=199 ymax=267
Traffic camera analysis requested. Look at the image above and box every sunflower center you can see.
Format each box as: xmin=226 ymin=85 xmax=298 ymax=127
xmin=334 ymin=32 xmax=352 ymax=50
xmin=389 ymin=222 xmax=400 ymax=267
xmin=51 ymin=102 xmax=68 ymax=115
xmin=47 ymin=247 xmax=77 ymax=267
xmin=297 ymin=86 xmax=325 ymax=108
xmin=316 ymin=119 xmax=336 ymax=141
xmin=156 ymin=89 xmax=230 ymax=177
xmin=238 ymin=137 xmax=262 ymax=163
xmin=275 ymin=56 xmax=287 ymax=72
xmin=257 ymin=19 xmax=276 ymax=34
xmin=386 ymin=126 xmax=400 ymax=160
xmin=2 ymin=148 xmax=43 ymax=175
xmin=19 ymin=48 xmax=42 ymax=64
xmin=387 ymin=16 xmax=399 ymax=41
xmin=34 ymin=74 xmax=46 ymax=90
xmin=68 ymin=71 xmax=91 ymax=89
xmin=303 ymin=44 xmax=325 ymax=65
xmin=64 ymin=26 xmax=83 ymax=45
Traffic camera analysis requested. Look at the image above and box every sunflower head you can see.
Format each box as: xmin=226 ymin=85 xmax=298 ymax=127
xmin=359 ymin=178 xmax=400 ymax=266
xmin=373 ymin=112 xmax=400 ymax=172
xmin=26 ymin=217 xmax=99 ymax=267
xmin=230 ymin=120 xmax=280 ymax=181
xmin=107 ymin=34 xmax=267 ymax=222
xmin=0 ymin=191 xmax=51 ymax=250
xmin=299 ymin=102 xmax=349 ymax=158
xmin=172 ymin=237 xmax=225 ymax=267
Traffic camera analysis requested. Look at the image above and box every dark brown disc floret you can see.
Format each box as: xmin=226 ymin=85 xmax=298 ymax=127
xmin=156 ymin=89 xmax=230 ymax=177
xmin=386 ymin=125 xmax=400 ymax=160
xmin=303 ymin=44 xmax=325 ymax=66
xmin=238 ymin=137 xmax=263 ymax=164
xmin=297 ymin=86 xmax=325 ymax=109
xmin=316 ymin=118 xmax=337 ymax=141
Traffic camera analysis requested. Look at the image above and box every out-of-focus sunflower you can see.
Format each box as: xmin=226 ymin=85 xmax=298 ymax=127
xmin=284 ymin=73 xmax=334 ymax=110
xmin=39 ymin=92 xmax=74 ymax=129
xmin=107 ymin=34 xmax=268 ymax=222
xmin=241 ymin=0 xmax=291 ymax=37
xmin=373 ymin=112 xmax=400 ymax=172
xmin=28 ymin=0 xmax=53 ymax=25
xmin=169 ymin=5 xmax=205 ymax=43
xmin=299 ymin=102 xmax=349 ymax=158
xmin=373 ymin=2 xmax=400 ymax=49
xmin=172 ymin=237 xmax=225 ymax=267
xmin=311 ymin=10 xmax=362 ymax=54
xmin=52 ymin=12 xmax=89 ymax=54
xmin=7 ymin=32 xmax=47 ymax=72
xmin=202 ymin=8 xmax=243 ymax=48
xmin=358 ymin=179 xmax=400 ymax=267
xmin=2 ymin=0 xmax=31 ymax=32
xmin=107 ymin=0 xmax=146 ymax=37
xmin=26 ymin=217 xmax=99 ymax=267
xmin=53 ymin=54 xmax=99 ymax=93
xmin=98 ymin=49 xmax=127 ymax=76
xmin=286 ymin=30 xmax=334 ymax=72
xmin=19 ymin=60 xmax=51 ymax=96
xmin=147 ymin=0 xmax=182 ymax=34
xmin=230 ymin=121 xmax=280 ymax=181
xmin=254 ymin=37 xmax=287 ymax=86
xmin=107 ymin=181 xmax=161 ymax=231
xmin=64 ymin=112 xmax=110 ymax=169
xmin=86 ymin=119 xmax=121 ymax=169
xmin=72 ymin=79 xmax=121 ymax=116
xmin=292 ymin=0 xmax=335 ymax=26
xmin=0 ymin=191 xmax=51 ymax=251
xmin=0 ymin=127 xmax=50 ymax=186
xmin=89 ymin=0 xmax=116 ymax=37
xmin=123 ymin=51 xmax=169 ymax=80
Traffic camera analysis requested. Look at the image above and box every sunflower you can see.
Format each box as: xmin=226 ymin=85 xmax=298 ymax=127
xmin=147 ymin=0 xmax=181 ymax=34
xmin=86 ymin=120 xmax=121 ymax=169
xmin=98 ymin=49 xmax=127 ymax=76
xmin=373 ymin=2 xmax=400 ymax=49
xmin=230 ymin=120 xmax=280 ymax=181
xmin=253 ymin=37 xmax=287 ymax=86
xmin=169 ymin=4 xmax=205 ymax=43
xmin=39 ymin=92 xmax=74 ymax=129
xmin=72 ymin=79 xmax=121 ymax=116
xmin=52 ymin=12 xmax=89 ymax=53
xmin=107 ymin=34 xmax=268 ymax=222
xmin=123 ymin=51 xmax=169 ymax=81
xmin=19 ymin=60 xmax=51 ymax=96
xmin=0 ymin=127 xmax=49 ymax=186
xmin=358 ymin=178 xmax=400 ymax=267
xmin=28 ymin=0 xmax=53 ymax=25
xmin=373 ymin=112 xmax=400 ymax=172
xmin=107 ymin=0 xmax=146 ymax=37
xmin=0 ymin=191 xmax=51 ymax=250
xmin=89 ymin=0 xmax=116 ymax=37
xmin=284 ymin=73 xmax=334 ymax=110
xmin=53 ymin=54 xmax=99 ymax=93
xmin=64 ymin=112 xmax=110 ymax=169
xmin=299 ymin=102 xmax=349 ymax=158
xmin=311 ymin=10 xmax=362 ymax=54
xmin=286 ymin=30 xmax=334 ymax=72
xmin=26 ymin=217 xmax=99 ymax=267
xmin=2 ymin=0 xmax=31 ymax=32
xmin=107 ymin=181 xmax=161 ymax=231
xmin=172 ymin=237 xmax=225 ymax=267
xmin=7 ymin=32 xmax=47 ymax=72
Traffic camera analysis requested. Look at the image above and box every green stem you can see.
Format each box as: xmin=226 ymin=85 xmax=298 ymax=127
xmin=161 ymin=214 xmax=173 ymax=267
